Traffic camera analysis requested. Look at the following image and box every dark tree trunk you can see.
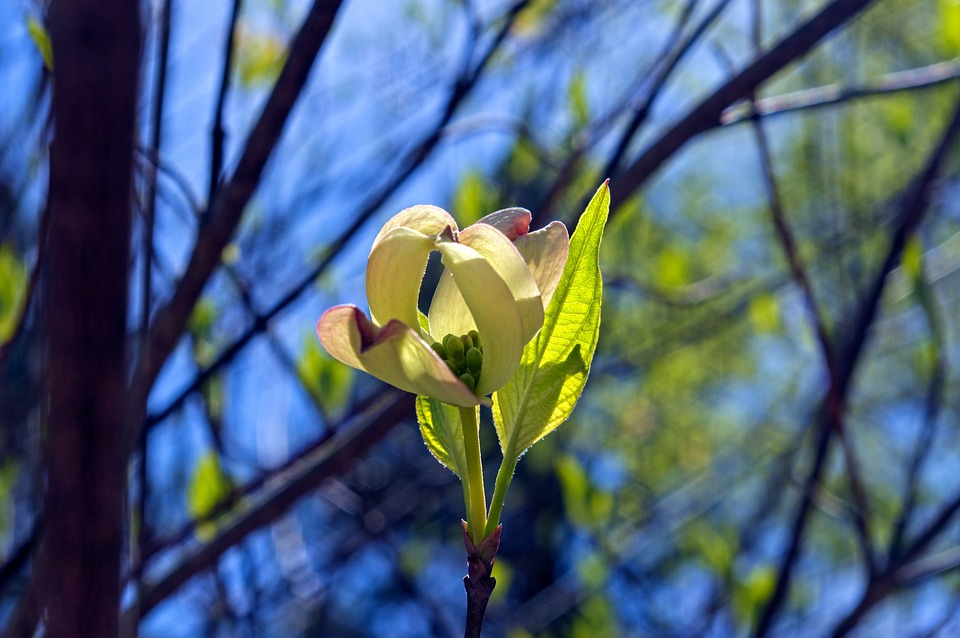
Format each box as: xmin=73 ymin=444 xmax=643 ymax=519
xmin=41 ymin=1 xmax=140 ymax=636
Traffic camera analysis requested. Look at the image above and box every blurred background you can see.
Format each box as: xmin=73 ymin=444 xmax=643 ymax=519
xmin=2 ymin=0 xmax=960 ymax=636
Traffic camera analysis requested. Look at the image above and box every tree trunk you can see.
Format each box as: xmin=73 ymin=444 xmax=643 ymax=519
xmin=41 ymin=1 xmax=140 ymax=636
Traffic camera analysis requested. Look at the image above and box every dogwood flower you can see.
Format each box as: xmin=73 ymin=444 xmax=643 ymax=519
xmin=317 ymin=205 xmax=569 ymax=407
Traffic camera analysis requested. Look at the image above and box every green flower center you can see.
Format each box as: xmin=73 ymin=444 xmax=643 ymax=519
xmin=431 ymin=330 xmax=483 ymax=393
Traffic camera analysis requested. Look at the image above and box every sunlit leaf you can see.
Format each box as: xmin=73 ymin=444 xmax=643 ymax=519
xmin=298 ymin=336 xmax=354 ymax=419
xmin=748 ymin=292 xmax=780 ymax=333
xmin=0 ymin=245 xmax=27 ymax=344
xmin=235 ymin=23 xmax=288 ymax=88
xmin=452 ymin=170 xmax=497 ymax=227
xmin=494 ymin=182 xmax=609 ymax=460
xmin=187 ymin=452 xmax=232 ymax=540
xmin=27 ymin=17 xmax=53 ymax=70
xmin=568 ymin=72 xmax=589 ymax=129
xmin=416 ymin=395 xmax=468 ymax=477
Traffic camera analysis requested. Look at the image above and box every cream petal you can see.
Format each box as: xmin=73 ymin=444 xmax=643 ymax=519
xmin=475 ymin=207 xmax=531 ymax=240
xmin=459 ymin=223 xmax=544 ymax=345
xmin=365 ymin=226 xmax=435 ymax=331
xmin=317 ymin=305 xmax=480 ymax=407
xmin=428 ymin=268 xmax=475 ymax=339
xmin=434 ymin=236 xmax=531 ymax=397
xmin=514 ymin=221 xmax=570 ymax=307
xmin=370 ymin=204 xmax=457 ymax=254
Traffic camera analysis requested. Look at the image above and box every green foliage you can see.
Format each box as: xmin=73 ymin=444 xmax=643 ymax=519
xmin=555 ymin=454 xmax=612 ymax=529
xmin=234 ymin=22 xmax=288 ymax=87
xmin=26 ymin=17 xmax=53 ymax=70
xmin=298 ymin=336 xmax=353 ymax=420
xmin=0 ymin=244 xmax=26 ymax=344
xmin=416 ymin=395 xmax=468 ymax=477
xmin=187 ymin=452 xmax=233 ymax=540
xmin=452 ymin=170 xmax=498 ymax=227
xmin=493 ymin=182 xmax=609 ymax=460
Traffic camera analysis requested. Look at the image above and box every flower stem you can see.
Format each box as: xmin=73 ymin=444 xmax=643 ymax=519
xmin=484 ymin=454 xmax=517 ymax=539
xmin=458 ymin=406 xmax=487 ymax=543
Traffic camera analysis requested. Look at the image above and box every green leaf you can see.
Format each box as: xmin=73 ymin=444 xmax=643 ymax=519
xmin=298 ymin=336 xmax=354 ymax=419
xmin=493 ymin=181 xmax=609 ymax=460
xmin=416 ymin=395 xmax=468 ymax=476
xmin=27 ymin=18 xmax=53 ymax=70
xmin=187 ymin=452 xmax=233 ymax=540
xmin=568 ymin=72 xmax=589 ymax=129
xmin=0 ymin=244 xmax=27 ymax=344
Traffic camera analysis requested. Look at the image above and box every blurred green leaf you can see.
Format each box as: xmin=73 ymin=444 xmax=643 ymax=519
xmin=568 ymin=72 xmax=589 ymax=129
xmin=748 ymin=292 xmax=781 ymax=333
xmin=0 ymin=244 xmax=27 ymax=344
xmin=235 ymin=23 xmax=288 ymax=87
xmin=941 ymin=0 xmax=960 ymax=54
xmin=494 ymin=182 xmax=609 ymax=460
xmin=298 ymin=336 xmax=353 ymax=419
xmin=27 ymin=17 xmax=53 ymax=70
xmin=452 ymin=170 xmax=497 ymax=227
xmin=187 ymin=452 xmax=233 ymax=540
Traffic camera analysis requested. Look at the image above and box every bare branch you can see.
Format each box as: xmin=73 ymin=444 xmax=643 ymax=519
xmin=754 ymin=95 xmax=960 ymax=638
xmin=614 ymin=0 xmax=878 ymax=212
xmin=722 ymin=58 xmax=960 ymax=126
xmin=137 ymin=0 xmax=345 ymax=409
xmin=134 ymin=391 xmax=412 ymax=616
xmin=209 ymin=0 xmax=244 ymax=204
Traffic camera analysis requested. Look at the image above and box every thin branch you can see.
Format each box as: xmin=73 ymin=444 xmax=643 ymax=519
xmin=133 ymin=391 xmax=412 ymax=617
xmin=601 ymin=0 xmax=733 ymax=181
xmin=753 ymin=95 xmax=960 ymax=638
xmin=889 ymin=249 xmax=947 ymax=558
xmin=750 ymin=104 xmax=876 ymax=577
xmin=136 ymin=0 xmax=345 ymax=418
xmin=209 ymin=0 xmax=243 ymax=204
xmin=722 ymin=58 xmax=960 ymax=126
xmin=135 ymin=0 xmax=173 ymax=593
xmin=613 ymin=0 xmax=878 ymax=214
xmin=142 ymin=0 xmax=531 ymax=433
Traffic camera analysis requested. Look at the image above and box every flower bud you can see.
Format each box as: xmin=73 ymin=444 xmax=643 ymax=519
xmin=459 ymin=372 xmax=476 ymax=392
xmin=465 ymin=347 xmax=483 ymax=376
xmin=443 ymin=334 xmax=464 ymax=362
xmin=430 ymin=341 xmax=446 ymax=358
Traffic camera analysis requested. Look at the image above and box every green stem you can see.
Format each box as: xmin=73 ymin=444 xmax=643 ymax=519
xmin=458 ymin=406 xmax=487 ymax=543
xmin=484 ymin=454 xmax=517 ymax=539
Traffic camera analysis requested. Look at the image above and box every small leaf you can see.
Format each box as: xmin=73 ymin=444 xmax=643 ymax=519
xmin=493 ymin=182 xmax=609 ymax=460
xmin=27 ymin=18 xmax=53 ymax=70
xmin=298 ymin=336 xmax=354 ymax=419
xmin=187 ymin=452 xmax=232 ymax=540
xmin=452 ymin=170 xmax=497 ymax=227
xmin=234 ymin=23 xmax=288 ymax=88
xmin=0 ymin=244 xmax=27 ymax=344
xmin=416 ymin=395 xmax=468 ymax=477
xmin=748 ymin=293 xmax=780 ymax=333
xmin=568 ymin=72 xmax=589 ymax=129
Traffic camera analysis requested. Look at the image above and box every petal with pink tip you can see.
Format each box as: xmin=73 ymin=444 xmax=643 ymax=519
xmin=317 ymin=305 xmax=480 ymax=407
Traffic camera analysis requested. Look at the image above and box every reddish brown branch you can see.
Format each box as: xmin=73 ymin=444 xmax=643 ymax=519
xmin=41 ymin=0 xmax=141 ymax=636
xmin=134 ymin=391 xmax=411 ymax=617
xmin=752 ymin=96 xmax=960 ymax=638
xmin=614 ymin=0 xmax=878 ymax=211
xmin=137 ymin=0 xmax=345 ymax=413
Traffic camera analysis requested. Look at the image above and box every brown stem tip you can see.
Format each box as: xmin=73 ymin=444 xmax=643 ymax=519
xmin=462 ymin=521 xmax=502 ymax=638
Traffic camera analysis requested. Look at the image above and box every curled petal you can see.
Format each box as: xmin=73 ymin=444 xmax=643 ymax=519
xmin=514 ymin=221 xmax=569 ymax=307
xmin=459 ymin=223 xmax=543 ymax=344
xmin=371 ymin=204 xmax=457 ymax=253
xmin=475 ymin=208 xmax=531 ymax=241
xmin=317 ymin=305 xmax=480 ymax=407
xmin=366 ymin=226 xmax=435 ymax=331
xmin=434 ymin=234 xmax=536 ymax=397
